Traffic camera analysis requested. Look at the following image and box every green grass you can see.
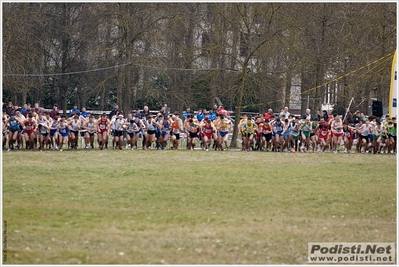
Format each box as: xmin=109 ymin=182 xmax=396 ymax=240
xmin=2 ymin=149 xmax=396 ymax=264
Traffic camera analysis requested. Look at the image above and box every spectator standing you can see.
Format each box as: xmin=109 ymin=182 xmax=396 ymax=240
xmin=352 ymin=109 xmax=361 ymax=124
xmin=140 ymin=106 xmax=150 ymax=118
xmin=80 ymin=107 xmax=89 ymax=118
xmin=23 ymin=103 xmax=31 ymax=117
xmin=131 ymin=109 xmax=141 ymax=118
xmin=342 ymin=108 xmax=353 ymax=123
xmin=109 ymin=104 xmax=120 ymax=119
xmin=20 ymin=104 xmax=28 ymax=115
xmin=264 ymin=109 xmax=273 ymax=120
xmin=70 ymin=104 xmax=80 ymax=116
xmin=279 ymin=107 xmax=290 ymax=119
xmin=302 ymin=108 xmax=313 ymax=121
xmin=5 ymin=102 xmax=15 ymax=116
xmin=160 ymin=104 xmax=169 ymax=118
xmin=34 ymin=102 xmax=44 ymax=115
xmin=50 ymin=104 xmax=60 ymax=119
xmin=317 ymin=110 xmax=329 ymax=122
xmin=208 ymin=108 xmax=216 ymax=121
xmin=183 ymin=107 xmax=191 ymax=120
xmin=217 ymin=106 xmax=230 ymax=116
xmin=217 ymin=106 xmax=224 ymax=115
xmin=165 ymin=107 xmax=171 ymax=118
xmin=196 ymin=109 xmax=205 ymax=122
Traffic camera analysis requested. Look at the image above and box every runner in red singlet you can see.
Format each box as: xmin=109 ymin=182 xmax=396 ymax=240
xmin=22 ymin=113 xmax=37 ymax=149
xmin=96 ymin=113 xmax=110 ymax=150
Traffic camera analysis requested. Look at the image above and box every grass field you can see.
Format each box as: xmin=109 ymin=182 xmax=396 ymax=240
xmin=2 ymin=149 xmax=397 ymax=264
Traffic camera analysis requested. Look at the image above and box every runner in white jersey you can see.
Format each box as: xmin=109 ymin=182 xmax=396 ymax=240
xmin=37 ymin=112 xmax=51 ymax=151
xmin=358 ymin=119 xmax=372 ymax=153
xmin=126 ymin=118 xmax=140 ymax=150
xmin=131 ymin=115 xmax=143 ymax=149
xmin=269 ymin=115 xmax=279 ymax=151
xmin=68 ymin=115 xmax=81 ymax=149
xmin=373 ymin=121 xmax=386 ymax=154
xmin=14 ymin=111 xmax=25 ymax=149
xmin=185 ymin=115 xmax=200 ymax=150
xmin=83 ymin=115 xmax=96 ymax=149
xmin=330 ymin=114 xmax=343 ymax=154
xmin=114 ymin=114 xmax=127 ymax=150
xmin=30 ymin=111 xmax=39 ymax=149
xmin=49 ymin=114 xmax=60 ymax=150
xmin=368 ymin=116 xmax=377 ymax=153
xmin=144 ymin=115 xmax=157 ymax=150
xmin=79 ymin=113 xmax=88 ymax=147
xmin=110 ymin=114 xmax=117 ymax=149
xmin=44 ymin=112 xmax=54 ymax=149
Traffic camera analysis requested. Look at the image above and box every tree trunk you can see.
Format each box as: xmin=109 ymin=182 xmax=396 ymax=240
xmin=99 ymin=86 xmax=105 ymax=111
xmin=22 ymin=91 xmax=27 ymax=106
xmin=123 ymin=60 xmax=131 ymax=115
xmin=230 ymin=69 xmax=246 ymax=148
xmin=284 ymin=69 xmax=292 ymax=109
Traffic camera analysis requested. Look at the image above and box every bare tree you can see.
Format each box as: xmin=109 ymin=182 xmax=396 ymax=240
xmin=3 ymin=3 xmax=395 ymax=118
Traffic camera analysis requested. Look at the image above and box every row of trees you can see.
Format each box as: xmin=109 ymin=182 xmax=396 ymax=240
xmin=3 ymin=3 xmax=396 ymax=146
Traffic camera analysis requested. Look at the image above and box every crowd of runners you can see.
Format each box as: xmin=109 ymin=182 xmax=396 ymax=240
xmin=2 ymin=101 xmax=397 ymax=154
